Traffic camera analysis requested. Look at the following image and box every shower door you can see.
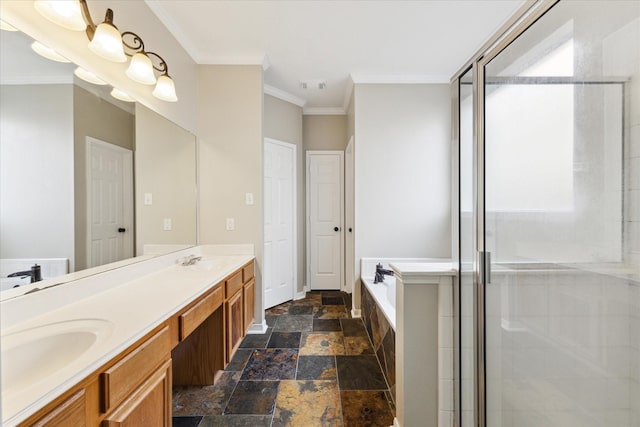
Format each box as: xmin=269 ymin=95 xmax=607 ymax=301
xmin=478 ymin=1 xmax=639 ymax=427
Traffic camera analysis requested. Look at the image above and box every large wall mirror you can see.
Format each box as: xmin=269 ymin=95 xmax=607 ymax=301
xmin=0 ymin=25 xmax=197 ymax=293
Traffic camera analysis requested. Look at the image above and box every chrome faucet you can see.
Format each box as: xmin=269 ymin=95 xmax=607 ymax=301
xmin=374 ymin=263 xmax=394 ymax=283
xmin=181 ymin=255 xmax=202 ymax=266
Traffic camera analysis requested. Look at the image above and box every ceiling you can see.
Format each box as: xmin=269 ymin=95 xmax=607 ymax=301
xmin=145 ymin=0 xmax=526 ymax=113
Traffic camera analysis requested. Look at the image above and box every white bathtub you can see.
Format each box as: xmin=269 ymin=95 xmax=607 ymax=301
xmin=361 ymin=258 xmax=445 ymax=331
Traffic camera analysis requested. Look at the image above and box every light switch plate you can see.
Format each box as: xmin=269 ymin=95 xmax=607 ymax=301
xmin=163 ymin=218 xmax=172 ymax=231
xmin=226 ymin=218 xmax=235 ymax=230
xmin=144 ymin=193 xmax=153 ymax=205
xmin=245 ymin=193 xmax=254 ymax=205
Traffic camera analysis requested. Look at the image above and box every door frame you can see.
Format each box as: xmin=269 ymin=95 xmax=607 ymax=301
xmin=86 ymin=136 xmax=134 ymax=267
xmin=344 ymin=137 xmax=355 ymax=294
xmin=306 ymin=150 xmax=345 ymax=291
xmin=263 ymin=137 xmax=297 ymax=307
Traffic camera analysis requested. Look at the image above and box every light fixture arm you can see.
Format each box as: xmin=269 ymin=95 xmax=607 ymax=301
xmin=122 ymin=31 xmax=145 ymax=55
xmin=147 ymin=51 xmax=169 ymax=75
xmin=78 ymin=0 xmax=96 ymax=39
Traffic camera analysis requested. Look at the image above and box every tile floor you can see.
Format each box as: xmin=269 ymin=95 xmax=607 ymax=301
xmin=172 ymin=291 xmax=395 ymax=427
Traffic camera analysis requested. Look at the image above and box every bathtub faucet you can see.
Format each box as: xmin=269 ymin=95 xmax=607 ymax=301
xmin=374 ymin=263 xmax=394 ymax=283
xmin=7 ymin=264 xmax=42 ymax=283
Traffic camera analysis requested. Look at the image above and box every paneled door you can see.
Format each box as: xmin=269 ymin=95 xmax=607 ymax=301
xmin=87 ymin=137 xmax=133 ymax=268
xmin=307 ymin=151 xmax=344 ymax=290
xmin=264 ymin=138 xmax=296 ymax=309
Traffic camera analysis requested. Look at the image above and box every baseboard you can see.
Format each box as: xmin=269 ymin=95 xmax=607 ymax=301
xmin=393 ymin=417 xmax=400 ymax=427
xmin=246 ymin=321 xmax=268 ymax=334
xmin=351 ymin=308 xmax=361 ymax=318
xmin=294 ymin=285 xmax=310 ymax=300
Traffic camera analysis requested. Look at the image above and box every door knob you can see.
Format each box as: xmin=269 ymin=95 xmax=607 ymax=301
xmin=334 ymin=227 xmax=340 ymax=232
xmin=348 ymin=227 xmax=352 ymax=233
xmin=118 ymin=227 xmax=126 ymax=233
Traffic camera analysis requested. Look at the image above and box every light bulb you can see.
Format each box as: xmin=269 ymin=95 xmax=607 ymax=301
xmin=152 ymin=74 xmax=178 ymax=102
xmin=34 ymin=0 xmax=85 ymax=31
xmin=126 ymin=52 xmax=156 ymax=85
xmin=110 ymin=88 xmax=135 ymax=103
xmin=31 ymin=41 xmax=70 ymax=63
xmin=74 ymin=67 xmax=107 ymax=85
xmin=88 ymin=22 xmax=126 ymax=63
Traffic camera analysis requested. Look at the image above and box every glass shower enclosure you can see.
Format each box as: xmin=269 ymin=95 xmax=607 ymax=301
xmin=456 ymin=1 xmax=640 ymax=426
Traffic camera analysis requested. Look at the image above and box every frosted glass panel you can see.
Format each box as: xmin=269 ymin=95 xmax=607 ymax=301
xmin=483 ymin=2 xmax=639 ymax=427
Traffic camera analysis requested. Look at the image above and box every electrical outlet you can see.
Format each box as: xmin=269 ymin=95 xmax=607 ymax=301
xmin=245 ymin=192 xmax=254 ymax=205
xmin=144 ymin=193 xmax=153 ymax=205
xmin=163 ymin=218 xmax=172 ymax=231
xmin=226 ymin=218 xmax=235 ymax=231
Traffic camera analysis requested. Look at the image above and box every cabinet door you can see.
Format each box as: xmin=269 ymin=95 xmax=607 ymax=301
xmin=243 ymin=279 xmax=255 ymax=333
xmin=102 ymin=359 xmax=171 ymax=427
xmin=226 ymin=290 xmax=244 ymax=361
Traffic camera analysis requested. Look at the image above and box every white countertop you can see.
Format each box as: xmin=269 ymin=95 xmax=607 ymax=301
xmin=1 ymin=245 xmax=254 ymax=426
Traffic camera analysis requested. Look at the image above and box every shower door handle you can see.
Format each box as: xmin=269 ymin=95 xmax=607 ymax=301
xmin=479 ymin=251 xmax=491 ymax=284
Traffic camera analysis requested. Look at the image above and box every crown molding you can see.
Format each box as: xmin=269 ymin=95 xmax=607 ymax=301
xmin=264 ymin=84 xmax=306 ymax=107
xmin=144 ymin=0 xmax=200 ymax=63
xmin=350 ymin=73 xmax=450 ymax=84
xmin=303 ymin=107 xmax=346 ymax=115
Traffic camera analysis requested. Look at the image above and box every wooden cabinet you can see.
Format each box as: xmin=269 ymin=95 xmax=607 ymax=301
xmin=226 ymin=289 xmax=244 ymax=362
xmin=243 ymin=279 xmax=255 ymax=333
xmin=32 ymin=390 xmax=86 ymax=427
xmin=102 ymin=359 xmax=172 ymax=427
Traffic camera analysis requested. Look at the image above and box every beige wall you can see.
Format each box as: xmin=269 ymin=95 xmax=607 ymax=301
xmin=0 ymin=84 xmax=74 ymax=270
xmin=135 ymin=104 xmax=197 ymax=255
xmin=303 ymin=115 xmax=348 ymax=151
xmin=264 ymin=95 xmax=306 ymax=294
xmin=73 ymin=85 xmax=135 ymax=271
xmin=198 ymin=65 xmax=265 ymax=325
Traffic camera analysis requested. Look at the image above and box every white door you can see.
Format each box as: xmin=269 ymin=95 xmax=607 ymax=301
xmin=87 ymin=137 xmax=133 ymax=268
xmin=264 ymin=138 xmax=296 ymax=309
xmin=307 ymin=151 xmax=344 ymax=290
xmin=344 ymin=137 xmax=355 ymax=293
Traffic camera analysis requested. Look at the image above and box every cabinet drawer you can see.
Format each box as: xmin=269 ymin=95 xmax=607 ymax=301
xmin=242 ymin=262 xmax=254 ymax=283
xmin=33 ymin=389 xmax=85 ymax=427
xmin=225 ymin=270 xmax=243 ymax=298
xmin=101 ymin=326 xmax=170 ymax=413
xmin=180 ymin=286 xmax=223 ymax=340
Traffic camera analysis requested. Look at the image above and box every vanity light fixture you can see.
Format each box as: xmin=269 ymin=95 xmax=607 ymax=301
xmin=0 ymin=20 xmax=18 ymax=32
xmin=110 ymin=88 xmax=135 ymax=103
xmin=74 ymin=66 xmax=107 ymax=85
xmin=34 ymin=0 xmax=178 ymax=102
xmin=31 ymin=41 xmax=71 ymax=63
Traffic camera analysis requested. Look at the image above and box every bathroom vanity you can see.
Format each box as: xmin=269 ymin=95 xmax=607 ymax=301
xmin=0 ymin=246 xmax=256 ymax=426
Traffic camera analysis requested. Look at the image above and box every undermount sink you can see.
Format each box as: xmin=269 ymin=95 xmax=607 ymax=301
xmin=1 ymin=319 xmax=114 ymax=394
xmin=187 ymin=258 xmax=225 ymax=271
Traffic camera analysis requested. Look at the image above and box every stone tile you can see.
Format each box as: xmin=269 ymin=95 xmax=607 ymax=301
xmin=224 ymin=381 xmax=279 ymax=415
xmin=272 ymin=380 xmax=342 ymax=426
xmin=336 ymin=355 xmax=388 ymax=390
xmin=344 ymin=336 xmax=374 ymax=355
xmin=225 ymin=349 xmax=253 ymax=372
xmin=296 ymin=356 xmax=337 ymax=380
xmin=344 ymin=293 xmax=353 ymax=311
xmin=173 ymin=416 xmax=203 ymax=427
xmin=287 ymin=304 xmax=314 ymax=315
xmin=266 ymin=302 xmax=291 ymax=316
xmin=238 ymin=332 xmax=271 ymax=349
xmin=265 ymin=314 xmax=279 ymax=327
xmin=341 ymin=319 xmax=368 ymax=337
xmin=299 ymin=332 xmax=345 ymax=356
xmin=313 ymin=318 xmax=342 ymax=331
xmin=267 ymin=332 xmax=301 ymax=348
xmin=199 ymin=415 xmax=272 ymax=427
xmin=241 ymin=349 xmax=298 ymax=380
xmin=173 ymin=371 xmax=240 ymax=416
xmin=314 ymin=306 xmax=349 ymax=319
xmin=273 ymin=315 xmax=313 ymax=332
xmin=322 ymin=295 xmax=345 ymax=305
xmin=340 ymin=390 xmax=394 ymax=427
xmin=379 ymin=327 xmax=396 ymax=391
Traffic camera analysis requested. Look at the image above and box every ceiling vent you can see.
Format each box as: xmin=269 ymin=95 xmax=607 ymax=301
xmin=300 ymin=80 xmax=326 ymax=90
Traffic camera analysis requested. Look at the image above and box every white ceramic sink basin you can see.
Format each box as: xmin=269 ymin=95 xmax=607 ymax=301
xmin=187 ymin=258 xmax=225 ymax=271
xmin=1 ymin=319 xmax=114 ymax=393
